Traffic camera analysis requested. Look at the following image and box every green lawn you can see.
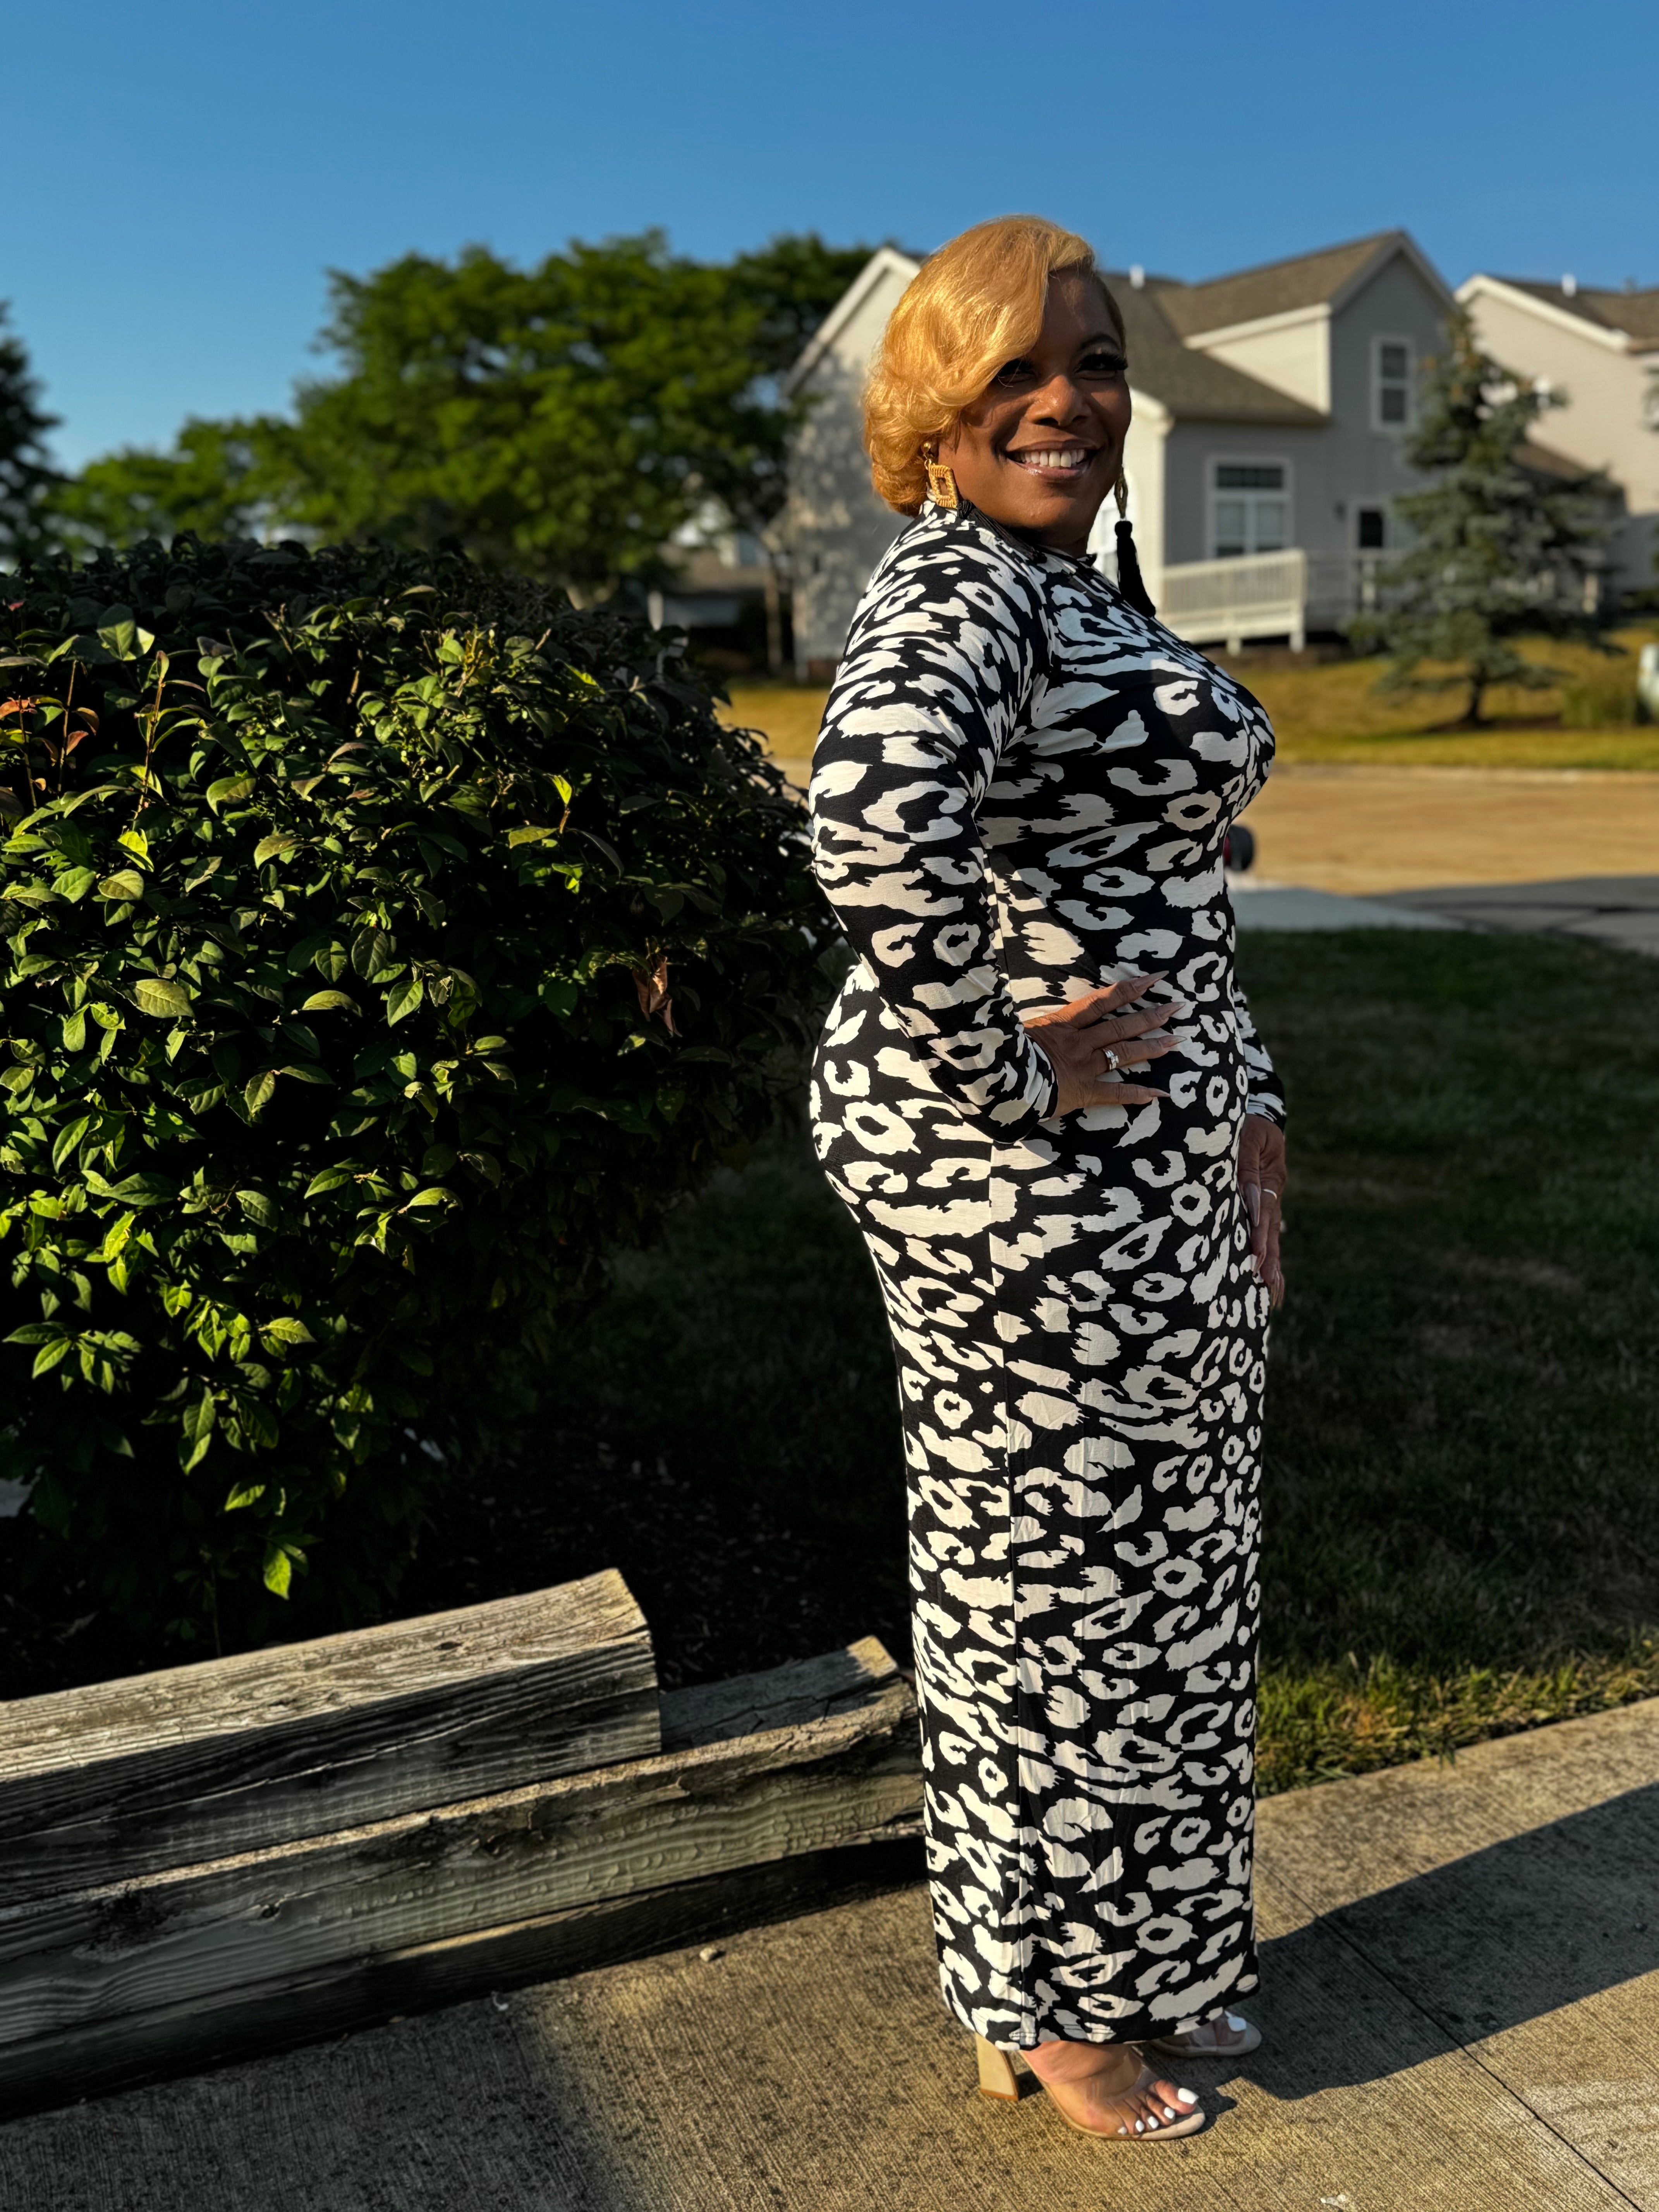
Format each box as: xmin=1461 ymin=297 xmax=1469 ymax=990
xmin=558 ymin=930 xmax=1659 ymax=1792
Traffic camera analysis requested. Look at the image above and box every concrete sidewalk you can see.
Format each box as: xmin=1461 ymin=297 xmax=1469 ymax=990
xmin=1380 ymin=873 xmax=1659 ymax=957
xmin=1234 ymin=871 xmax=1659 ymax=955
xmin=10 ymin=1696 xmax=1659 ymax=2210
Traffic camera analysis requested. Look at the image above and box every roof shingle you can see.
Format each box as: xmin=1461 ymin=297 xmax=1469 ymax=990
xmin=1156 ymin=233 xmax=1405 ymax=338
xmin=1487 ymin=278 xmax=1659 ymax=349
xmin=1108 ymin=278 xmax=1325 ymax=424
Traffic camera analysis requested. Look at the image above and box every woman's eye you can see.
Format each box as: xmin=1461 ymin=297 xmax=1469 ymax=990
xmin=1082 ymin=350 xmax=1128 ymax=376
xmin=993 ymin=358 xmax=1035 ymax=387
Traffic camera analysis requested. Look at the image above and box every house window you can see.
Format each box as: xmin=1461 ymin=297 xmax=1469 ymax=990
xmin=1210 ymin=461 xmax=1290 ymax=558
xmin=1372 ymin=337 xmax=1414 ymax=431
xmin=1356 ymin=505 xmax=1387 ymax=550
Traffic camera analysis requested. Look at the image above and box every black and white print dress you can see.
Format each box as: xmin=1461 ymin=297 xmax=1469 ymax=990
xmin=808 ymin=499 xmax=1285 ymax=2050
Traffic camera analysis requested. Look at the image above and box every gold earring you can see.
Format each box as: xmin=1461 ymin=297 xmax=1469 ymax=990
xmin=1114 ymin=470 xmax=1130 ymax=520
xmin=924 ymin=447 xmax=960 ymax=510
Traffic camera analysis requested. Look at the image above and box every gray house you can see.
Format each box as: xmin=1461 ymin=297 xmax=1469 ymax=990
xmin=786 ymin=231 xmax=1460 ymax=674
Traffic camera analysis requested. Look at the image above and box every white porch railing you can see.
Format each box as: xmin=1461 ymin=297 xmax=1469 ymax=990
xmin=1157 ymin=551 xmax=1308 ymax=651
xmin=1154 ymin=550 xmax=1392 ymax=651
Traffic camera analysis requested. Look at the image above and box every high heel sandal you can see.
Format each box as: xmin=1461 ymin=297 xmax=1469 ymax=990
xmin=974 ymin=2036 xmax=1205 ymax=2141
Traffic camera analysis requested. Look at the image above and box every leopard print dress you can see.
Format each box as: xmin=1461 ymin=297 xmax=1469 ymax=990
xmin=807 ymin=498 xmax=1285 ymax=2050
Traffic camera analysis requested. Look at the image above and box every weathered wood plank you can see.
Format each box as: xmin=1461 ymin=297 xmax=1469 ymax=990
xmin=0 ymin=1642 xmax=920 ymax=2098
xmin=659 ymin=1635 xmax=901 ymax=1749
xmin=0 ymin=1571 xmax=658 ymax=1902
xmin=0 ymin=1837 xmax=926 ymax=2119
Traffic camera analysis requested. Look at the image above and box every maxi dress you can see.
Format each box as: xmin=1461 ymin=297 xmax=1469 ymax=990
xmin=807 ymin=498 xmax=1285 ymax=2050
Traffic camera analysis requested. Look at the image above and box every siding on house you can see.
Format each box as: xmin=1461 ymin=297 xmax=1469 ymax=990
xmin=1459 ymin=275 xmax=1659 ymax=594
xmin=786 ymin=250 xmax=916 ymax=676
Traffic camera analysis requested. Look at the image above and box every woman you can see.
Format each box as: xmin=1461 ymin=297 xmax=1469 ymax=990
xmin=808 ymin=216 xmax=1287 ymax=2144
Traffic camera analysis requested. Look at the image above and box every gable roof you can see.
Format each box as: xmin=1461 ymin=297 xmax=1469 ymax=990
xmin=1477 ymin=276 xmax=1659 ymax=350
xmin=1111 ymin=278 xmax=1324 ymax=424
xmin=1157 ymin=230 xmax=1454 ymax=338
xmin=784 ymin=248 xmax=919 ymax=396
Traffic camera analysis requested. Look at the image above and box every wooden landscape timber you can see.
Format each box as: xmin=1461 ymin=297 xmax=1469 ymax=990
xmin=0 ymin=1570 xmax=659 ymax=1904
xmin=0 ymin=1625 xmax=920 ymax=2117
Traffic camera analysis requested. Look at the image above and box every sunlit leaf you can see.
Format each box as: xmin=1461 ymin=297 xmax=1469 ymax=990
xmin=131 ymin=976 xmax=192 ymax=1019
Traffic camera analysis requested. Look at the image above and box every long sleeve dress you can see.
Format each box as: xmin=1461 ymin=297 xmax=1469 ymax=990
xmin=808 ymin=497 xmax=1284 ymax=2052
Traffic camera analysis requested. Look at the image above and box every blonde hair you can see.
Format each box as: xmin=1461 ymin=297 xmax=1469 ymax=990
xmin=863 ymin=216 xmax=1121 ymax=515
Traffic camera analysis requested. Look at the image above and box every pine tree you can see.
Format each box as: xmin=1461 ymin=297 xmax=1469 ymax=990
xmin=1353 ymin=313 xmax=1616 ymax=726
xmin=0 ymin=304 xmax=58 ymax=565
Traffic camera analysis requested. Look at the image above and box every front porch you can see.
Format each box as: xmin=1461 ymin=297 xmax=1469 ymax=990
xmin=1151 ymin=548 xmax=1388 ymax=651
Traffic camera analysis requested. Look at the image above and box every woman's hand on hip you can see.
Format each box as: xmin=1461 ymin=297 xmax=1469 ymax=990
xmin=1023 ymin=975 xmax=1186 ymax=1116
xmin=1238 ymin=1114 xmax=1287 ymax=1308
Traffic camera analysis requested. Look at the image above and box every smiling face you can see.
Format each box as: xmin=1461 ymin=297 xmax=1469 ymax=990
xmin=936 ymin=268 xmax=1131 ymax=554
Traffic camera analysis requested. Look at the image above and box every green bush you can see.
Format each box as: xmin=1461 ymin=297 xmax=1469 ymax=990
xmin=0 ymin=536 xmax=824 ymax=1642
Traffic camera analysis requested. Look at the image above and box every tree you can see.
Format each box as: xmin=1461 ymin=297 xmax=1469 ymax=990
xmin=49 ymin=418 xmax=268 ymax=554
xmin=1352 ymin=314 xmax=1618 ymax=726
xmin=0 ymin=304 xmax=59 ymax=565
xmin=55 ymin=234 xmax=877 ymax=613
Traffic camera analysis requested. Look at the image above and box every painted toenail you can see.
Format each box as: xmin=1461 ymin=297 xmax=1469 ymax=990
xmin=1164 ymin=2107 xmax=1177 ymax=2119
xmin=1135 ymin=2120 xmax=1144 ymax=2132
xmin=1176 ymin=2088 xmax=1198 ymax=2105
xmin=1147 ymin=2117 xmax=1159 ymax=2130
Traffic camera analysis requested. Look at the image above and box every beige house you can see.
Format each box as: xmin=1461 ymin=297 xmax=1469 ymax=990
xmin=1458 ymin=272 xmax=1659 ymax=597
xmin=787 ymin=232 xmax=1460 ymax=675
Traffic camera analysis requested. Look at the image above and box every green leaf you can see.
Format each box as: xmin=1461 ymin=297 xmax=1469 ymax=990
xmin=55 ymin=866 xmax=98 ymax=902
xmin=253 ymin=833 xmax=297 ymax=866
xmin=507 ymin=825 xmax=557 ymax=847
xmin=180 ymin=1388 xmax=216 ymax=1472
xmin=351 ymin=928 xmax=397 ymax=980
xmin=97 ymin=868 xmax=146 ymax=903
xmin=261 ymin=1317 xmax=315 ymax=1347
xmin=99 ymin=1212 xmax=137 ymax=1264
xmin=262 ymin=1545 xmax=294 ymax=1599
xmin=301 ymin=989 xmax=358 ymax=1013
xmin=32 ymin=1337 xmax=73 ymax=1377
xmin=385 ymin=973 xmax=424 ymax=1025
xmin=5 ymin=1323 xmax=63 ymax=1345
xmin=84 ymin=1169 xmax=175 ymax=1208
xmin=131 ymin=976 xmax=193 ymax=1020
xmin=243 ymin=1070 xmax=276 ymax=1118
xmin=406 ymin=1185 xmax=457 ymax=1210
xmin=51 ymin=1115 xmax=92 ymax=1171
xmin=206 ymin=773 xmax=255 ymax=809
xmin=276 ymin=1063 xmax=334 ymax=1085
xmin=224 ymin=1481 xmax=266 ymax=1511
xmin=237 ymin=1188 xmax=278 ymax=1228
xmin=117 ymin=827 xmax=151 ymax=866
xmin=304 ymin=1163 xmax=357 ymax=1197
xmin=60 ymin=1010 xmax=88 ymax=1054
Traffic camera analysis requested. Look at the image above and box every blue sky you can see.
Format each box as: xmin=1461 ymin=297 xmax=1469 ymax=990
xmin=11 ymin=0 xmax=1656 ymax=469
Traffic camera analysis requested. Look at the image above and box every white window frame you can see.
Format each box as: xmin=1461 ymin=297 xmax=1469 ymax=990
xmin=1206 ymin=455 xmax=1294 ymax=560
xmin=1371 ymin=334 xmax=1416 ymax=433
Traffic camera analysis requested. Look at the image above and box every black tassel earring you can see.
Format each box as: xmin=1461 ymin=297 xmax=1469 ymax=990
xmin=1112 ymin=471 xmax=1156 ymax=620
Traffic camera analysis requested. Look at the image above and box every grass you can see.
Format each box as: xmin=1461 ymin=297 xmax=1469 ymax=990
xmin=721 ymin=625 xmax=1659 ymax=775
xmin=558 ymin=929 xmax=1659 ymax=1793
